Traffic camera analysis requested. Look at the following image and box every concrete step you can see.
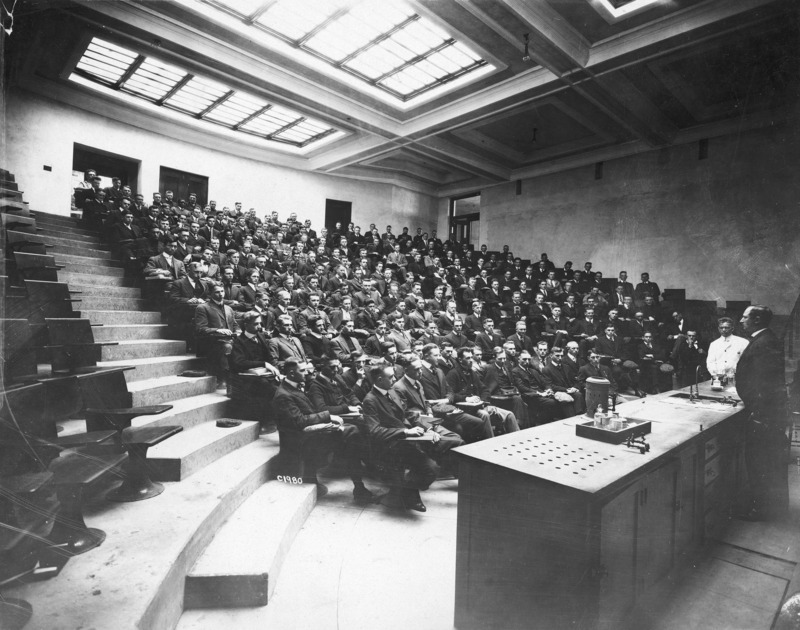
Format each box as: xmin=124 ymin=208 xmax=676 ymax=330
xmin=183 ymin=481 xmax=316 ymax=610
xmin=99 ymin=354 xmax=205 ymax=381
xmin=101 ymin=339 xmax=186 ymax=361
xmin=131 ymin=392 xmax=232 ymax=430
xmin=60 ymin=262 xmax=125 ymax=277
xmin=128 ymin=374 xmax=218 ymax=407
xmin=37 ymin=222 xmax=102 ymax=238
xmin=71 ymin=284 xmax=142 ymax=298
xmin=0 ymin=179 xmax=17 ymax=189
xmin=148 ymin=420 xmax=260 ymax=481
xmin=49 ymin=243 xmax=113 ymax=259
xmin=59 ymin=271 xmax=139 ymax=288
xmin=55 ymin=252 xmax=121 ymax=267
xmin=34 ymin=212 xmax=87 ymax=227
xmin=0 ymin=199 xmax=29 ymax=212
xmin=1 ymin=435 xmax=282 ymax=630
xmin=37 ymin=227 xmax=104 ymax=245
xmin=92 ymin=323 xmax=169 ymax=341
xmin=37 ymin=233 xmax=111 ymax=251
xmin=77 ymin=295 xmax=151 ymax=311
xmin=81 ymin=309 xmax=162 ymax=325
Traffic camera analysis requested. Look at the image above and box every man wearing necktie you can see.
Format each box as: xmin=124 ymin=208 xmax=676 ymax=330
xmin=267 ymin=315 xmax=308 ymax=369
xmin=363 ymin=364 xmax=463 ymax=512
xmin=735 ymin=306 xmax=789 ymax=521
xmin=195 ymin=282 xmax=240 ymax=390
xmin=706 ymin=317 xmax=749 ymax=378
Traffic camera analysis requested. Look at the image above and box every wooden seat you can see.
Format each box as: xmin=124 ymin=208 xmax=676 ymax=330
xmin=5 ymin=229 xmax=51 ymax=255
xmin=106 ymin=425 xmax=183 ymax=502
xmin=2 ymin=319 xmax=39 ymax=385
xmin=25 ymin=280 xmax=82 ymax=321
xmin=12 ymin=252 xmax=63 ymax=282
xmin=44 ymin=318 xmax=114 ymax=373
xmin=0 ymin=213 xmax=37 ymax=233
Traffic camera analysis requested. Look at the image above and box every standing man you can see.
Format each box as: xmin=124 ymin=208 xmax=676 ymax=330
xmin=706 ymin=317 xmax=749 ymax=378
xmin=736 ymin=305 xmax=789 ymax=521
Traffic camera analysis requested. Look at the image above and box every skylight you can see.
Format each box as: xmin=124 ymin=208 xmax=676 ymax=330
xmin=203 ymin=0 xmax=488 ymax=102
xmin=591 ymin=0 xmax=661 ymax=21
xmin=70 ymin=37 xmax=340 ymax=148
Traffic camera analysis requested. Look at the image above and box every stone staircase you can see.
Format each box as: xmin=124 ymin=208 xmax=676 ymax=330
xmin=32 ymin=211 xmax=255 ymax=481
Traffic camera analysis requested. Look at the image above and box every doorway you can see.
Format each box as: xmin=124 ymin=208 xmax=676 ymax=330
xmin=159 ymin=166 xmax=209 ymax=207
xmin=72 ymin=144 xmax=140 ymax=193
xmin=325 ymin=199 xmax=352 ymax=231
xmin=450 ymin=193 xmax=480 ymax=249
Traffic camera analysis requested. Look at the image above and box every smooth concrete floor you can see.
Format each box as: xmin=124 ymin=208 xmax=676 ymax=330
xmin=185 ymin=465 xmax=800 ymax=630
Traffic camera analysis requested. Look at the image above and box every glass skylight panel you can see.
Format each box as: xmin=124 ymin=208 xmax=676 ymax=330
xmin=75 ymin=39 xmax=138 ymax=84
xmin=203 ymin=0 xmax=488 ymax=101
xmin=122 ymin=58 xmax=186 ymax=101
xmin=165 ymin=76 xmax=229 ymax=114
xmin=204 ymin=92 xmax=265 ymax=124
xmin=71 ymin=36 xmax=339 ymax=148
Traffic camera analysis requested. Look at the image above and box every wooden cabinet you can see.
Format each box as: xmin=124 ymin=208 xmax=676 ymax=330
xmin=454 ymin=390 xmax=744 ymax=630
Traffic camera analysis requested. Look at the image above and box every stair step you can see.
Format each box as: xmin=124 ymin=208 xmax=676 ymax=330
xmin=37 ymin=227 xmax=103 ymax=245
xmin=38 ymin=231 xmax=110 ymax=249
xmin=55 ymin=252 xmax=121 ymax=267
xmin=92 ymin=323 xmax=170 ymax=341
xmin=82 ymin=309 xmax=162 ymax=325
xmin=0 ymin=187 xmax=23 ymax=199
xmin=148 ymin=420 xmax=259 ymax=481
xmin=77 ymin=295 xmax=151 ymax=311
xmin=131 ymin=392 xmax=232 ymax=430
xmin=1 ymin=200 xmax=29 ymax=211
xmin=99 ymin=354 xmax=205 ymax=381
xmin=59 ymin=271 xmax=139 ymax=287
xmin=60 ymin=262 xmax=126 ymax=277
xmin=0 ymin=176 xmax=17 ymax=186
xmin=70 ymin=284 xmax=141 ymax=298
xmin=128 ymin=374 xmax=218 ymax=407
xmin=183 ymin=481 xmax=316 ymax=610
xmin=37 ymin=222 xmax=101 ymax=238
xmin=47 ymin=239 xmax=113 ymax=256
xmin=33 ymin=212 xmax=87 ymax=228
xmin=101 ymin=339 xmax=186 ymax=360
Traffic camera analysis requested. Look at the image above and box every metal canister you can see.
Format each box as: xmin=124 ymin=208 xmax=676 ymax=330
xmin=585 ymin=377 xmax=610 ymax=419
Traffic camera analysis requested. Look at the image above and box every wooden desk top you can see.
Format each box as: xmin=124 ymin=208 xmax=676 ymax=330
xmin=454 ymin=382 xmax=744 ymax=500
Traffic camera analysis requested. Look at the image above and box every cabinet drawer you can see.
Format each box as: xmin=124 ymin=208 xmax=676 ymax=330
xmin=704 ymin=437 xmax=720 ymax=461
xmin=704 ymin=456 xmax=720 ymax=487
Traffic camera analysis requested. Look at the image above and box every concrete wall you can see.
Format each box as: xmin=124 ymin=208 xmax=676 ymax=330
xmin=4 ymin=89 xmax=438 ymax=232
xmin=439 ymin=122 xmax=800 ymax=314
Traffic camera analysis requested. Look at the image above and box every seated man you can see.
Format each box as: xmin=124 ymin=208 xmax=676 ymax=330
xmin=364 ymin=320 xmax=391 ymax=357
xmin=267 ymin=314 xmax=308 ymax=370
xmin=168 ymin=261 xmax=211 ymax=349
xmin=446 ymin=346 xmax=520 ymax=435
xmin=577 ymin=349 xmax=618 ymax=398
xmin=362 ymin=364 xmax=463 ymax=512
xmin=483 ymin=346 xmax=529 ymax=428
xmin=144 ymin=238 xmax=185 ymax=281
xmin=194 ymin=282 xmax=239 ymax=390
xmin=308 ymin=357 xmax=363 ymax=418
xmin=301 ymin=316 xmax=333 ymax=362
xmin=507 ymin=320 xmax=535 ymax=355
xmin=544 ymin=305 xmax=570 ymax=348
xmin=542 ymin=345 xmax=584 ymax=416
xmin=273 ymin=359 xmax=377 ymax=503
xmin=595 ymin=323 xmax=642 ymax=397
xmin=512 ymin=351 xmax=563 ymax=425
xmin=416 ymin=345 xmax=491 ymax=443
xmin=331 ymin=320 xmax=366 ymax=364
xmin=473 ymin=317 xmax=504 ymax=356
xmin=442 ymin=317 xmax=473 ymax=350
xmin=229 ymin=311 xmax=282 ymax=413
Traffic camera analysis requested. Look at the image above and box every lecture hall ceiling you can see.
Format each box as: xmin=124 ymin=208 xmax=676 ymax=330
xmin=7 ymin=0 xmax=800 ymax=195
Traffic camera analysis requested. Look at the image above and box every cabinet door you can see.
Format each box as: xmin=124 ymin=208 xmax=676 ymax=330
xmin=599 ymin=481 xmax=639 ymax=627
xmin=637 ymin=460 xmax=679 ymax=594
xmin=675 ymin=446 xmax=698 ymax=560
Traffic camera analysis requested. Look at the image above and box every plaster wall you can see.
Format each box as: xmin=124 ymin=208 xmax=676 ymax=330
xmin=4 ymin=89 xmax=437 ymax=232
xmin=439 ymin=123 xmax=800 ymax=314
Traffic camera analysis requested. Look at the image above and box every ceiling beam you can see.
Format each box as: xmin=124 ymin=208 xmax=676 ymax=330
xmin=499 ymin=0 xmax=591 ymax=74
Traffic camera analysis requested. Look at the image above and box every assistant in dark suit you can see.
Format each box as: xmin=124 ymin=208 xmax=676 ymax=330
xmin=229 ymin=314 xmax=280 ymax=406
xmin=736 ymin=306 xmax=789 ymax=521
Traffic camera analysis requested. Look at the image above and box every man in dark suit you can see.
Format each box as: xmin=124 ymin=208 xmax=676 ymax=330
xmin=473 ymin=318 xmax=504 ymax=356
xmin=300 ymin=317 xmax=333 ymax=362
xmin=362 ymin=364 xmax=463 ymax=512
xmin=417 ymin=345 xmax=491 ymax=443
xmin=512 ymin=351 xmax=561 ymax=425
xmin=506 ymin=320 xmax=535 ymax=355
xmin=577 ymin=350 xmax=617 ymax=396
xmin=483 ymin=347 xmax=529 ymax=427
xmin=229 ymin=311 xmax=281 ymax=410
xmin=273 ymin=359 xmax=377 ymax=503
xmin=267 ymin=315 xmax=308 ymax=369
xmin=144 ymin=239 xmax=186 ymax=281
xmin=637 ymin=331 xmax=670 ymax=394
xmin=595 ymin=323 xmax=642 ymax=396
xmin=331 ymin=320 xmax=365 ymax=364
xmin=671 ymin=329 xmax=707 ymax=388
xmin=194 ymin=282 xmax=239 ymax=389
xmin=634 ymin=272 xmax=661 ymax=306
xmin=442 ymin=317 xmax=473 ymax=350
xmin=168 ymin=261 xmax=211 ymax=348
xmin=542 ymin=346 xmax=584 ymax=415
xmin=570 ymin=307 xmax=601 ymax=359
xmin=445 ymin=347 xmax=519 ymax=435
xmin=308 ymin=357 xmax=362 ymax=416
xmin=736 ymin=305 xmax=789 ymax=521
